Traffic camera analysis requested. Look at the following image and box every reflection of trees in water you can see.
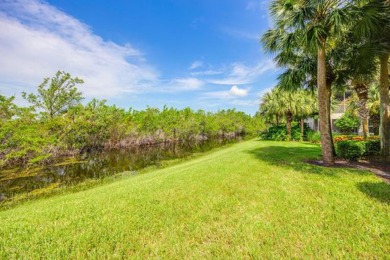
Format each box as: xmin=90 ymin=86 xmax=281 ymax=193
xmin=1 ymin=137 xmax=240 ymax=200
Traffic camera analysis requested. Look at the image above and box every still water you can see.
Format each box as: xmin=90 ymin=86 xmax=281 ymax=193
xmin=0 ymin=138 xmax=241 ymax=202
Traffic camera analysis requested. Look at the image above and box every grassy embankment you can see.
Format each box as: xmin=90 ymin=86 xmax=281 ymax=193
xmin=0 ymin=140 xmax=389 ymax=258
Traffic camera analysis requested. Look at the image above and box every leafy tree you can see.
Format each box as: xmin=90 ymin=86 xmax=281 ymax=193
xmin=0 ymin=94 xmax=18 ymax=122
xmin=22 ymin=71 xmax=84 ymax=118
xmin=334 ymin=112 xmax=360 ymax=134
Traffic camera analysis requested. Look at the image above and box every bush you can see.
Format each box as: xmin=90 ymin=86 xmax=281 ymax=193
xmin=334 ymin=135 xmax=379 ymax=143
xmin=260 ymin=124 xmax=314 ymax=141
xmin=336 ymin=140 xmax=365 ymax=161
xmin=334 ymin=113 xmax=360 ymax=134
xmin=307 ymin=131 xmax=321 ymax=143
xmin=260 ymin=125 xmax=286 ymax=140
xmin=364 ymin=140 xmax=380 ymax=156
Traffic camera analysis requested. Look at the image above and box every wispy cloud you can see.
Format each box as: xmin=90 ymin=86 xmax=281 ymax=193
xmin=162 ymin=78 xmax=204 ymax=92
xmin=189 ymin=60 xmax=203 ymax=70
xmin=208 ymin=59 xmax=276 ymax=85
xmin=190 ymin=70 xmax=224 ymax=76
xmin=200 ymin=85 xmax=258 ymax=108
xmin=0 ymin=0 xmax=158 ymax=98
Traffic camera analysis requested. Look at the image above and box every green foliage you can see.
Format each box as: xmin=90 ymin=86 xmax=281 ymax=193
xmin=0 ymin=73 xmax=266 ymax=167
xmin=0 ymin=115 xmax=55 ymax=166
xmin=335 ymin=140 xmax=365 ymax=161
xmin=22 ymin=71 xmax=84 ymax=118
xmin=364 ymin=140 xmax=380 ymax=156
xmin=307 ymin=131 xmax=321 ymax=143
xmin=260 ymin=124 xmax=313 ymax=141
xmin=334 ymin=113 xmax=360 ymax=134
xmin=259 ymin=88 xmax=317 ymax=124
xmin=0 ymin=95 xmax=18 ymax=122
xmin=260 ymin=125 xmax=286 ymax=141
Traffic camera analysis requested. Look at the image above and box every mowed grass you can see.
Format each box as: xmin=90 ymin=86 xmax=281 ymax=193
xmin=0 ymin=140 xmax=389 ymax=258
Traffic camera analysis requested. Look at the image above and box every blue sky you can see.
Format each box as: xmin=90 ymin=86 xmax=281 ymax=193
xmin=0 ymin=0 xmax=278 ymax=114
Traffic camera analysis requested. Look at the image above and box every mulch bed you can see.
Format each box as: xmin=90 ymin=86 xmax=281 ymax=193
xmin=307 ymin=158 xmax=390 ymax=184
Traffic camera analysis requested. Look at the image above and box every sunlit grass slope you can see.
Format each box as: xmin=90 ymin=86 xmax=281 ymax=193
xmin=0 ymin=140 xmax=389 ymax=258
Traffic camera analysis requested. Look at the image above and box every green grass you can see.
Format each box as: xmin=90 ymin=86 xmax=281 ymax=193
xmin=0 ymin=140 xmax=389 ymax=258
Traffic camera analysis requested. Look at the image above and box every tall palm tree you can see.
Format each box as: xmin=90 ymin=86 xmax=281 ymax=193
xmin=262 ymin=0 xmax=351 ymax=165
xmin=259 ymin=91 xmax=284 ymax=126
xmin=351 ymin=0 xmax=390 ymax=154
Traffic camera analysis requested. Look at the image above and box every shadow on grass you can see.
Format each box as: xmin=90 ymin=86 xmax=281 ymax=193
xmin=246 ymin=144 xmax=369 ymax=177
xmin=357 ymin=182 xmax=390 ymax=204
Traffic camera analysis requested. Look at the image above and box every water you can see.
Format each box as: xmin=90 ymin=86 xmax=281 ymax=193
xmin=0 ymin=138 xmax=242 ymax=202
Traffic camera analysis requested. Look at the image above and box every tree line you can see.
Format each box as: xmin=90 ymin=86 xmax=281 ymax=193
xmin=0 ymin=71 xmax=265 ymax=168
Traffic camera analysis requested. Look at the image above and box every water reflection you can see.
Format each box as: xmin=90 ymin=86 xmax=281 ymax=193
xmin=0 ymin=138 xmax=241 ymax=201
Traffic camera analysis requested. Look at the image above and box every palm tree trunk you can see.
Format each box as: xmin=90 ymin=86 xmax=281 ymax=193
xmin=379 ymin=53 xmax=390 ymax=156
xmin=354 ymin=84 xmax=369 ymax=139
xmin=362 ymin=117 xmax=369 ymax=140
xmin=286 ymin=111 xmax=292 ymax=141
xmin=326 ymin=83 xmax=336 ymax=156
xmin=300 ymin=118 xmax=304 ymax=141
xmin=276 ymin=115 xmax=279 ymax=126
xmin=318 ymin=42 xmax=335 ymax=165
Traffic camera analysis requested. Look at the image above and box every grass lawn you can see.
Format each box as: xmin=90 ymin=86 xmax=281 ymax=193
xmin=0 ymin=140 xmax=389 ymax=258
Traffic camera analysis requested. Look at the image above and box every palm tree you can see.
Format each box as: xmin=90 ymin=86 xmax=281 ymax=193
xmin=296 ymin=91 xmax=318 ymax=140
xmin=259 ymin=90 xmax=284 ymax=126
xmin=262 ymin=0 xmax=351 ymax=165
xmin=351 ymin=0 xmax=390 ymax=154
xmin=347 ymin=83 xmax=381 ymax=135
xmin=260 ymin=88 xmax=317 ymax=141
xmin=332 ymin=34 xmax=378 ymax=139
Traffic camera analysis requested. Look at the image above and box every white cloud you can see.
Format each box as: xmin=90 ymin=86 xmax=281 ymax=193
xmin=208 ymin=59 xmax=276 ymax=85
xmin=203 ymin=85 xmax=249 ymax=100
xmin=0 ymin=0 xmax=158 ymax=98
xmin=229 ymin=85 xmax=248 ymax=97
xmin=189 ymin=60 xmax=203 ymax=70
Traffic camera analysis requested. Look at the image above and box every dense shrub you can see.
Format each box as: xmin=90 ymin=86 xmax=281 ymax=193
xmin=260 ymin=125 xmax=286 ymax=141
xmin=0 ymin=100 xmax=266 ymax=167
xmin=307 ymin=131 xmax=321 ymax=143
xmin=260 ymin=124 xmax=314 ymax=141
xmin=336 ymin=140 xmax=365 ymax=161
xmin=334 ymin=135 xmax=380 ymax=143
xmin=364 ymin=140 xmax=380 ymax=156
xmin=334 ymin=113 xmax=360 ymax=134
